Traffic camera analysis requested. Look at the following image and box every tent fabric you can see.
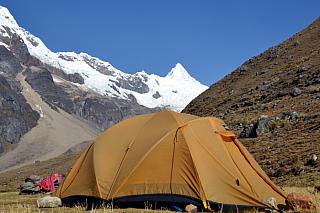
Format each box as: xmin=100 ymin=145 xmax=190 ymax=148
xmin=55 ymin=110 xmax=286 ymax=210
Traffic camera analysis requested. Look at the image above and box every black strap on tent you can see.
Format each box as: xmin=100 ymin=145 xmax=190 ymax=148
xmin=107 ymin=142 xmax=133 ymax=200
xmin=169 ymin=127 xmax=182 ymax=204
xmin=169 ymin=128 xmax=178 ymax=203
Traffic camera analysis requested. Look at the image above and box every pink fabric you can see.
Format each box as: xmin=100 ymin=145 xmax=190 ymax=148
xmin=40 ymin=176 xmax=55 ymax=191
xmin=39 ymin=173 xmax=63 ymax=192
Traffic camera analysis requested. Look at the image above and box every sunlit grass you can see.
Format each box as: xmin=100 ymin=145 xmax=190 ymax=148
xmin=0 ymin=187 xmax=319 ymax=212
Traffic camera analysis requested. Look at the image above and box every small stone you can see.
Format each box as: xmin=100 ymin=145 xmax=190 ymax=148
xmin=305 ymin=154 xmax=318 ymax=167
xmin=282 ymin=111 xmax=299 ymax=120
xmin=217 ymin=113 xmax=224 ymax=118
xmin=291 ymin=87 xmax=302 ymax=97
xmin=293 ymin=40 xmax=300 ymax=46
xmin=264 ymin=197 xmax=277 ymax=209
xmin=291 ymin=167 xmax=304 ymax=176
xmin=300 ymin=66 xmax=308 ymax=72
xmin=265 ymin=160 xmax=272 ymax=165
xmin=185 ymin=204 xmax=197 ymax=213
xmin=239 ymin=65 xmax=248 ymax=73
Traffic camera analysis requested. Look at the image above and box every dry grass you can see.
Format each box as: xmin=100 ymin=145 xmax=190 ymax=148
xmin=0 ymin=191 xmax=175 ymax=213
xmin=0 ymin=187 xmax=319 ymax=213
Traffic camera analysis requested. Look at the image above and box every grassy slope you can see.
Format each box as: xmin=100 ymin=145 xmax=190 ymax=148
xmin=183 ymin=18 xmax=320 ymax=186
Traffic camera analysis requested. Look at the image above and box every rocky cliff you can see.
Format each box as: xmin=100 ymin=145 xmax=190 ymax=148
xmin=0 ymin=46 xmax=39 ymax=153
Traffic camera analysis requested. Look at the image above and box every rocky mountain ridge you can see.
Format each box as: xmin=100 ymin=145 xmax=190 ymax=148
xmin=183 ymin=18 xmax=320 ymax=186
xmin=0 ymin=6 xmax=208 ymax=112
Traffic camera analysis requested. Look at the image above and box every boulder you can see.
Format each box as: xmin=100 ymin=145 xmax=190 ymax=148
xmin=255 ymin=115 xmax=274 ymax=136
xmin=37 ymin=196 xmax=62 ymax=208
xmin=286 ymin=192 xmax=316 ymax=211
xmin=239 ymin=115 xmax=275 ymax=138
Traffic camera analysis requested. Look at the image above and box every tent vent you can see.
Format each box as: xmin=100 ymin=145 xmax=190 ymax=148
xmin=236 ymin=179 xmax=240 ymax=186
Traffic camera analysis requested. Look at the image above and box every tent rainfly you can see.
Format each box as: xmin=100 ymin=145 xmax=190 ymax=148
xmin=55 ymin=111 xmax=286 ymax=211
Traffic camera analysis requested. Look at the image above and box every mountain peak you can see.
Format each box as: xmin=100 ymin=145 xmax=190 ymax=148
xmin=166 ymin=63 xmax=195 ymax=81
xmin=0 ymin=5 xmax=208 ymax=112
xmin=0 ymin=6 xmax=18 ymax=28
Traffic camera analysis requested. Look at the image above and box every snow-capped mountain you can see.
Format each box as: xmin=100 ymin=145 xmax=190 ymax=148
xmin=0 ymin=6 xmax=208 ymax=111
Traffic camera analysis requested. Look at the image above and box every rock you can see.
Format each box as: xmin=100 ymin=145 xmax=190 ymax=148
xmin=305 ymin=154 xmax=318 ymax=167
xmin=80 ymin=53 xmax=115 ymax=76
xmin=25 ymin=175 xmax=42 ymax=183
xmin=263 ymin=197 xmax=277 ymax=209
xmin=217 ymin=113 xmax=224 ymax=118
xmin=304 ymin=114 xmax=317 ymax=121
xmin=239 ymin=124 xmax=256 ymax=138
xmin=116 ymin=75 xmax=150 ymax=94
xmin=20 ymin=182 xmax=41 ymax=194
xmin=239 ymin=65 xmax=248 ymax=73
xmin=67 ymin=73 xmax=84 ymax=84
xmin=312 ymin=78 xmax=320 ymax=84
xmin=255 ymin=115 xmax=274 ymax=137
xmin=152 ymin=91 xmax=161 ymax=99
xmin=291 ymin=167 xmax=304 ymax=176
xmin=0 ymin=74 xmax=39 ymax=144
xmin=291 ymin=87 xmax=302 ymax=97
xmin=25 ymin=67 xmax=74 ymax=113
xmin=37 ymin=196 xmax=62 ymax=208
xmin=7 ymin=33 xmax=40 ymax=66
xmin=185 ymin=204 xmax=197 ymax=213
xmin=0 ymin=45 xmax=22 ymax=77
xmin=286 ymin=192 xmax=316 ymax=211
xmin=293 ymin=40 xmax=300 ymax=46
xmin=239 ymin=115 xmax=275 ymax=138
xmin=0 ymin=141 xmax=3 ymax=153
xmin=282 ymin=111 xmax=299 ymax=120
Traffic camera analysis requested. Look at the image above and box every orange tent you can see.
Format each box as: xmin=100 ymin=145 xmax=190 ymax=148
xmin=55 ymin=111 xmax=286 ymax=211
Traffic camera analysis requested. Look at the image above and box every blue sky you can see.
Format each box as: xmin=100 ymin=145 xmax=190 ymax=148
xmin=2 ymin=1 xmax=319 ymax=85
